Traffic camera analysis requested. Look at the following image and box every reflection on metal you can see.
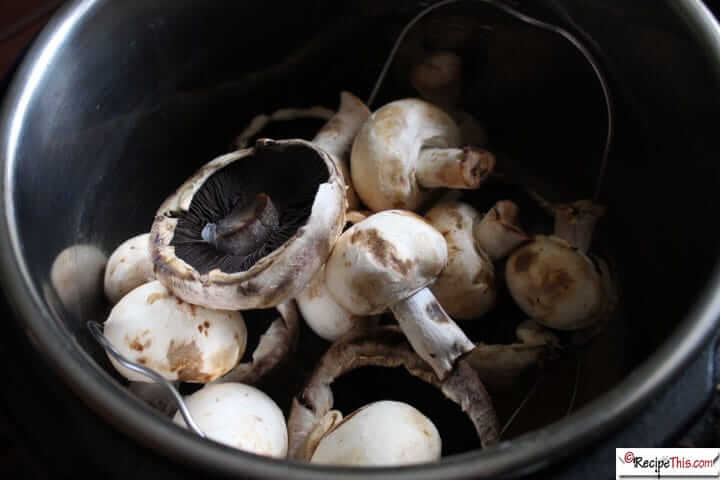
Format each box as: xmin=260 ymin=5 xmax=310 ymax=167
xmin=367 ymin=0 xmax=614 ymax=200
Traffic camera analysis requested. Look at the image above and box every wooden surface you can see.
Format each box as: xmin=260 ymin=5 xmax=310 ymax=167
xmin=0 ymin=0 xmax=65 ymax=79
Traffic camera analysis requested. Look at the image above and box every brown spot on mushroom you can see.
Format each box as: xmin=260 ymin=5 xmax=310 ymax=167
xmin=472 ymin=269 xmax=492 ymax=287
xmin=236 ymin=281 xmax=260 ymax=296
xmin=350 ymin=228 xmax=414 ymax=276
xmin=189 ymin=303 xmax=196 ymax=317
xmin=513 ymin=250 xmax=538 ymax=274
xmin=350 ymin=274 xmax=386 ymax=312
xmin=137 ymin=357 xmax=147 ymax=364
xmin=146 ymin=292 xmax=169 ymax=304
xmin=167 ymin=340 xmax=209 ymax=382
xmin=127 ymin=336 xmax=152 ymax=352
xmin=306 ymin=276 xmax=325 ymax=299
xmin=541 ymin=269 xmax=574 ymax=296
xmin=425 ymin=300 xmax=449 ymax=323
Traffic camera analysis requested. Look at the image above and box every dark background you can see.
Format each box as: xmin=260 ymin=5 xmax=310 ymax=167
xmin=0 ymin=1 xmax=719 ymax=478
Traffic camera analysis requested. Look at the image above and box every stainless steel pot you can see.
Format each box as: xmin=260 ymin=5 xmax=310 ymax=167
xmin=1 ymin=0 xmax=720 ymax=478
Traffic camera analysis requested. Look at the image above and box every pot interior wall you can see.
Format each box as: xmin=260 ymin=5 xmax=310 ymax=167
xmin=7 ymin=0 xmax=720 ymax=469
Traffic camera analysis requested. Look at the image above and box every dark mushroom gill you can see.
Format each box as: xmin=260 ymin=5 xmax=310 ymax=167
xmin=170 ymin=143 xmax=330 ymax=274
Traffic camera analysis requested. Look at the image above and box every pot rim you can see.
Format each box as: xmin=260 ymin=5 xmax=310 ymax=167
xmin=1 ymin=0 xmax=719 ymax=478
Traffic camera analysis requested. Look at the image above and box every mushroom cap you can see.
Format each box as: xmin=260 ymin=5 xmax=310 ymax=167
xmin=425 ymin=202 xmax=496 ymax=319
xmin=151 ymin=138 xmax=346 ymax=310
xmin=505 ymin=235 xmax=605 ymax=330
xmin=104 ymin=233 xmax=154 ymax=304
xmin=310 ymin=400 xmax=441 ymax=466
xmin=351 ymin=99 xmax=461 ymax=211
xmin=325 ymin=210 xmax=448 ymax=316
xmin=50 ymin=244 xmax=107 ymax=315
xmin=174 ymin=382 xmax=288 ymax=458
xmin=296 ymin=266 xmax=359 ymax=341
xmin=103 ymin=280 xmax=247 ymax=382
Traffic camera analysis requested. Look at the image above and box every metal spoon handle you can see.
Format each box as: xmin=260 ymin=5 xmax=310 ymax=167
xmin=86 ymin=321 xmax=206 ymax=438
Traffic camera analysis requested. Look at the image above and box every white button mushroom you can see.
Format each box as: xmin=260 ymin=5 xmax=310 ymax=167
xmin=310 ymin=401 xmax=441 ymax=466
xmin=473 ymin=200 xmax=530 ymax=261
xmin=103 ymin=280 xmax=247 ymax=383
xmin=410 ymin=51 xmax=488 ymax=146
xmin=50 ymin=244 xmax=107 ymax=316
xmin=505 ymin=200 xmax=615 ymax=330
xmin=351 ymin=98 xmax=495 ymax=212
xmin=174 ymin=382 xmax=288 ymax=458
xmin=287 ymin=326 xmax=499 ymax=461
xmin=425 ymin=201 xmax=497 ymax=320
xmin=104 ymin=233 xmax=154 ymax=304
xmin=324 ymin=210 xmax=475 ymax=379
xmin=151 ymin=137 xmax=346 ymax=311
xmin=296 ymin=266 xmax=360 ymax=341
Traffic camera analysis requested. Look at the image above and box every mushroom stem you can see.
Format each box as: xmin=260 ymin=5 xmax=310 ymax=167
xmin=416 ymin=146 xmax=495 ymax=189
xmin=313 ymin=92 xmax=371 ymax=163
xmin=390 ymin=287 xmax=475 ymax=380
xmin=473 ymin=200 xmax=530 ymax=261
xmin=553 ymin=200 xmax=605 ymax=253
xmin=466 ymin=320 xmax=559 ymax=391
xmin=313 ymin=92 xmax=371 ymax=210
xmin=215 ymin=300 xmax=300 ymax=385
xmin=288 ymin=326 xmax=499 ymax=460
xmin=202 ymin=193 xmax=280 ymax=256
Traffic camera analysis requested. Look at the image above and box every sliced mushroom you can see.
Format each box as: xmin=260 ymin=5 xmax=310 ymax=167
xmin=310 ymin=400 xmax=441 ymax=466
xmin=103 ymin=280 xmax=247 ymax=383
xmin=104 ymin=233 xmax=154 ymax=304
xmin=351 ymin=99 xmax=495 ymax=212
xmin=287 ymin=326 xmax=499 ymax=461
xmin=174 ymin=382 xmax=288 ymax=458
xmin=424 ymin=201 xmax=497 ymax=320
xmin=151 ymin=137 xmax=346 ymax=310
xmin=215 ymin=300 xmax=300 ymax=385
xmin=505 ymin=200 xmax=615 ymax=330
xmin=324 ymin=210 xmax=475 ymax=379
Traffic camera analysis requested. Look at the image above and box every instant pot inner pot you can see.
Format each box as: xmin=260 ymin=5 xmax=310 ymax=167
xmin=12 ymin=0 xmax=719 ymax=471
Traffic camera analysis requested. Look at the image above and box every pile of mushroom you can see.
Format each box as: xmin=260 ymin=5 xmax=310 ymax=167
xmin=52 ymin=49 xmax=616 ymax=464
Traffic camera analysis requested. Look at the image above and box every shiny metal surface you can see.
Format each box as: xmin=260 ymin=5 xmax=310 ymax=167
xmin=1 ymin=0 xmax=719 ymax=478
